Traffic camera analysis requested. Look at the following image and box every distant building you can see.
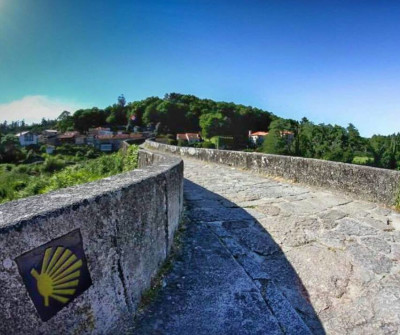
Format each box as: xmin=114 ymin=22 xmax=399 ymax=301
xmin=176 ymin=133 xmax=202 ymax=145
xmin=15 ymin=131 xmax=38 ymax=146
xmin=40 ymin=130 xmax=58 ymax=145
xmin=87 ymin=127 xmax=113 ymax=146
xmin=95 ymin=133 xmax=147 ymax=151
xmin=58 ymin=131 xmax=86 ymax=145
xmin=248 ymin=130 xmax=294 ymax=146
xmin=280 ymin=130 xmax=294 ymax=141
xmin=89 ymin=127 xmax=113 ymax=136
xmin=248 ymin=131 xmax=269 ymax=146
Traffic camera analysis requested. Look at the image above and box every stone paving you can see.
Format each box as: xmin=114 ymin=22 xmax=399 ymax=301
xmin=133 ymin=158 xmax=400 ymax=334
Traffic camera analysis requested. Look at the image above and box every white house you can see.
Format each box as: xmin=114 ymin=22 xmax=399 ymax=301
xmin=248 ymin=131 xmax=269 ymax=146
xmin=15 ymin=131 xmax=38 ymax=146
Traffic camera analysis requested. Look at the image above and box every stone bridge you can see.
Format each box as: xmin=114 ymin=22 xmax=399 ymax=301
xmin=2 ymin=142 xmax=400 ymax=335
xmin=134 ymin=143 xmax=400 ymax=335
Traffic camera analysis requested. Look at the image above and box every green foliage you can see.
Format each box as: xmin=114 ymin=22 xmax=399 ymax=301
xmin=55 ymin=144 xmax=101 ymax=158
xmin=0 ymin=145 xmax=139 ymax=204
xmin=210 ymin=136 xmax=234 ymax=149
xmin=199 ymin=113 xmax=229 ymax=139
xmin=0 ymin=171 xmax=30 ymax=201
xmin=56 ymin=111 xmax=74 ymax=132
xmin=262 ymin=129 xmax=287 ymax=155
xmin=167 ymin=139 xmax=177 ymax=145
xmin=352 ymin=156 xmax=374 ymax=165
xmin=3 ymin=92 xmax=400 ymax=171
xmin=177 ymin=139 xmax=187 ymax=147
xmin=41 ymin=156 xmax=66 ymax=173
xmin=0 ymin=134 xmax=25 ymax=163
xmin=201 ymin=141 xmax=215 ymax=149
xmin=260 ymin=117 xmax=372 ymax=165
xmin=73 ymin=108 xmax=108 ymax=132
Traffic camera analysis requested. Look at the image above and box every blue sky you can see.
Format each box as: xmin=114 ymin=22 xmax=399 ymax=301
xmin=0 ymin=0 xmax=399 ymax=137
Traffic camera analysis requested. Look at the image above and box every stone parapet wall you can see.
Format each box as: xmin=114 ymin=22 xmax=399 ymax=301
xmin=144 ymin=140 xmax=400 ymax=206
xmin=0 ymin=149 xmax=183 ymax=334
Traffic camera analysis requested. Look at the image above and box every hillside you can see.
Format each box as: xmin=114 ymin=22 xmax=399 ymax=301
xmin=1 ymin=93 xmax=399 ymax=170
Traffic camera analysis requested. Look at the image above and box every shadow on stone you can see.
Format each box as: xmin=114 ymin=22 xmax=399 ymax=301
xmin=133 ymin=179 xmax=326 ymax=335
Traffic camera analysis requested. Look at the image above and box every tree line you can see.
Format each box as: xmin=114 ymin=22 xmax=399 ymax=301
xmin=1 ymin=93 xmax=399 ymax=170
xmin=261 ymin=117 xmax=400 ymax=169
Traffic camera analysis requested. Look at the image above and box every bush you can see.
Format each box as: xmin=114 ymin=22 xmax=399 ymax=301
xmin=0 ymin=145 xmax=139 ymax=204
xmin=85 ymin=148 xmax=100 ymax=159
xmin=201 ymin=142 xmax=215 ymax=149
xmin=352 ymin=156 xmax=374 ymax=165
xmin=0 ymin=171 xmax=29 ymax=203
xmin=42 ymin=157 xmax=66 ymax=173
xmin=1 ymin=164 xmax=14 ymax=172
xmin=14 ymin=165 xmax=29 ymax=174
xmin=177 ymin=139 xmax=187 ymax=147
xmin=167 ymin=139 xmax=177 ymax=145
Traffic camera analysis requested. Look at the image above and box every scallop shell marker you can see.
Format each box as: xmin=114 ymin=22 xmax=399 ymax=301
xmin=30 ymin=246 xmax=82 ymax=307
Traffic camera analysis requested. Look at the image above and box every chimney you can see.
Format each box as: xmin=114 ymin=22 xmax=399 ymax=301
xmin=248 ymin=130 xmax=252 ymax=136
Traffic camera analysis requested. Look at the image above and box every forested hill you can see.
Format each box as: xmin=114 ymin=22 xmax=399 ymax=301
xmin=1 ymin=93 xmax=399 ymax=170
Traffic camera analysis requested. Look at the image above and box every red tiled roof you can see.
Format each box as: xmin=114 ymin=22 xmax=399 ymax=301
xmin=250 ymin=131 xmax=269 ymax=136
xmin=177 ymin=133 xmax=201 ymax=140
xmin=129 ymin=133 xmax=145 ymax=139
xmin=186 ymin=133 xmax=201 ymax=140
xmin=59 ymin=131 xmax=80 ymax=139
xmin=97 ymin=133 xmax=145 ymax=140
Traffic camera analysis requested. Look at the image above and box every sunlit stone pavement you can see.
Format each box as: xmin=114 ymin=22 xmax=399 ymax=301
xmin=134 ymin=158 xmax=400 ymax=335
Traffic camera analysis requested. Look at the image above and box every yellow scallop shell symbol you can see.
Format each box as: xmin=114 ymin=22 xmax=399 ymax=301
xmin=30 ymin=246 xmax=82 ymax=307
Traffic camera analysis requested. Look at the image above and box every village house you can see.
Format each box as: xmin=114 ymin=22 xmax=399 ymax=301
xmin=95 ymin=133 xmax=147 ymax=151
xmin=280 ymin=130 xmax=295 ymax=143
xmin=248 ymin=130 xmax=294 ymax=146
xmin=15 ymin=131 xmax=38 ymax=146
xmin=176 ymin=133 xmax=202 ymax=145
xmin=58 ymin=131 xmax=86 ymax=145
xmin=248 ymin=131 xmax=269 ymax=146
xmin=86 ymin=127 xmax=113 ymax=146
xmin=40 ymin=130 xmax=58 ymax=146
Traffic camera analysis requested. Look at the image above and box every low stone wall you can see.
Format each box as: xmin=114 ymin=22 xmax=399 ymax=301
xmin=144 ymin=140 xmax=400 ymax=206
xmin=0 ymin=149 xmax=183 ymax=334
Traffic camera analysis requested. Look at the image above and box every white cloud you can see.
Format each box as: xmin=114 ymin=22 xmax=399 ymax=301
xmin=0 ymin=96 xmax=86 ymax=124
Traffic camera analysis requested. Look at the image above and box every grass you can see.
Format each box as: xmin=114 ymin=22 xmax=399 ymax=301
xmin=0 ymin=145 xmax=139 ymax=204
xmin=352 ymin=156 xmax=374 ymax=165
xmin=395 ymin=188 xmax=400 ymax=211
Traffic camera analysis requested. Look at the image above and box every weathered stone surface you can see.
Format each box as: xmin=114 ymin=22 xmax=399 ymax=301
xmin=135 ymin=151 xmax=400 ymax=335
xmin=256 ymin=280 xmax=312 ymax=335
xmin=0 ymin=150 xmax=183 ymax=334
xmin=133 ymin=218 xmax=283 ymax=335
xmin=144 ymin=140 xmax=400 ymax=206
xmin=335 ymin=218 xmax=379 ymax=236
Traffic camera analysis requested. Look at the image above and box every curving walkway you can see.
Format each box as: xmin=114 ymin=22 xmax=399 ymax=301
xmin=133 ymin=158 xmax=400 ymax=335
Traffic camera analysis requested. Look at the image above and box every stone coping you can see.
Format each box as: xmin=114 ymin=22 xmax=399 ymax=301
xmin=0 ymin=149 xmax=183 ymax=334
xmin=0 ymin=149 xmax=182 ymax=233
xmin=144 ymin=140 xmax=400 ymax=206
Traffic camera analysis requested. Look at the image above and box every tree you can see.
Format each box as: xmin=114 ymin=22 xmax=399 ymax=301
xmin=56 ymin=111 xmax=74 ymax=132
xmin=199 ymin=112 xmax=230 ymax=139
xmin=262 ymin=119 xmax=297 ymax=155
xmin=118 ymin=94 xmax=126 ymax=107
xmin=142 ymin=100 xmax=162 ymax=125
xmin=105 ymin=104 xmax=127 ymax=126
xmin=0 ymin=134 xmax=24 ymax=163
xmin=73 ymin=108 xmax=107 ymax=132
